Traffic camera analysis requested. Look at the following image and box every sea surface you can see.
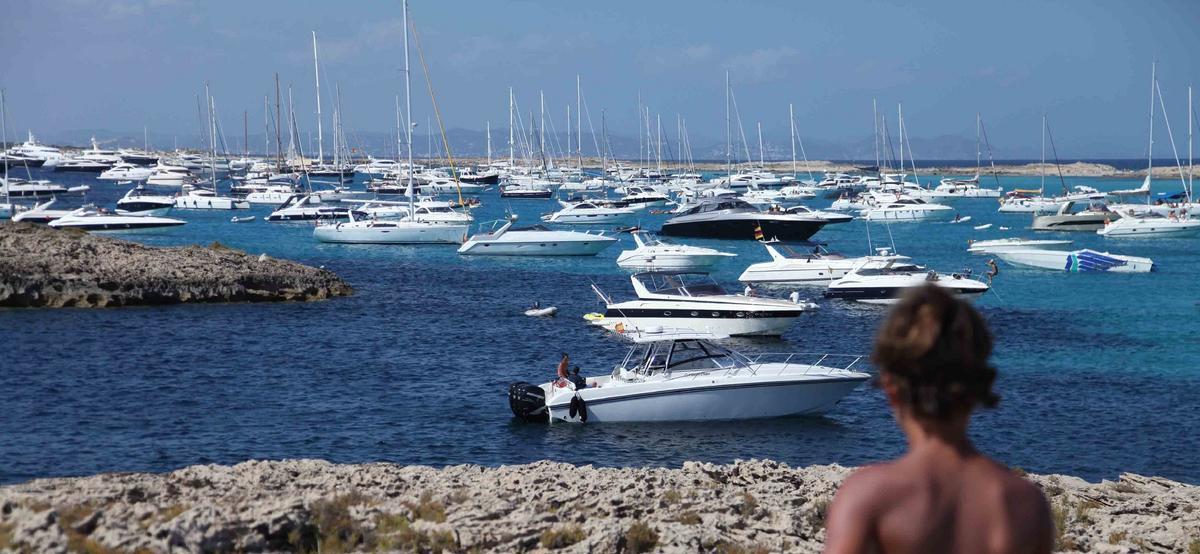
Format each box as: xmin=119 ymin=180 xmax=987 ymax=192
xmin=2 ymin=167 xmax=1198 ymax=485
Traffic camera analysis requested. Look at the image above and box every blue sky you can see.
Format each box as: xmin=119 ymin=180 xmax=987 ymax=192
xmin=2 ymin=0 xmax=1198 ymax=157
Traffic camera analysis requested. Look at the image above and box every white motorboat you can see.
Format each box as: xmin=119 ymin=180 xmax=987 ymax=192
xmin=660 ymin=198 xmax=828 ymax=241
xmin=993 ymin=248 xmax=1154 ymax=273
xmin=116 ymin=186 xmax=175 ymax=215
xmin=352 ymin=198 xmax=474 ymax=225
xmin=146 ymin=163 xmax=196 ymax=187
xmin=618 ymin=186 xmax=671 ymax=208
xmin=313 ymin=206 xmax=467 ymax=244
xmin=967 ymin=238 xmax=1073 ymax=254
xmin=174 ymin=187 xmax=250 ymax=210
xmin=824 ymin=258 xmax=989 ymax=304
xmin=739 ymin=242 xmax=916 ymax=286
xmin=458 ymin=215 xmax=616 ymax=256
xmin=242 ymin=184 xmax=298 ymax=205
xmin=933 ymin=178 xmax=1002 ymax=198
xmin=1096 ymin=211 xmax=1200 ymax=238
xmin=353 ymin=157 xmax=402 ymax=176
xmin=588 ymin=272 xmax=812 ymax=337
xmin=524 ymin=304 xmax=558 ymax=317
xmin=784 ymin=205 xmax=854 ymax=224
xmin=98 ymin=163 xmax=154 ymax=182
xmin=268 ymin=193 xmax=350 ymax=222
xmin=48 ymin=205 xmax=186 ymax=231
xmin=507 ymin=331 xmax=869 ymax=423
xmin=861 ymin=197 xmax=957 ymax=222
xmin=997 ymin=194 xmax=1063 ymax=213
xmin=10 ymin=198 xmax=72 ymax=223
xmin=0 ymin=177 xmax=75 ymax=199
xmin=6 ymin=132 xmax=67 ymax=168
xmin=1030 ymin=201 xmax=1117 ymax=232
xmin=421 ymin=177 xmax=486 ymax=196
xmin=615 ymin=230 xmax=736 ymax=270
xmin=541 ymin=200 xmax=636 ymax=225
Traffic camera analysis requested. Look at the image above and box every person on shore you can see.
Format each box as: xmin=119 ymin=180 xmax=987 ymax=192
xmin=824 ymin=285 xmax=1052 ymax=554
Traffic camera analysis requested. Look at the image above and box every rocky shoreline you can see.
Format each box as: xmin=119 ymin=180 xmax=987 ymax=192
xmin=0 ymin=222 xmax=352 ymax=308
xmin=0 ymin=459 xmax=1195 ymax=553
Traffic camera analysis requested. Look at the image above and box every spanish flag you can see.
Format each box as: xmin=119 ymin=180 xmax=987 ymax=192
xmin=753 ymin=223 xmax=765 ymax=241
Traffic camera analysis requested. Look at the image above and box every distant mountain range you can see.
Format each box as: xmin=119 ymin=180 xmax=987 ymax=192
xmin=25 ymin=127 xmax=1136 ymax=161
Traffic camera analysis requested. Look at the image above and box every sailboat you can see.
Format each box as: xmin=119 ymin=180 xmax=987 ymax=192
xmin=174 ymin=84 xmax=249 ymax=210
xmin=312 ymin=0 xmax=467 ymax=245
xmin=934 ymin=114 xmax=1002 ymax=198
xmin=998 ymin=116 xmax=1073 ymax=213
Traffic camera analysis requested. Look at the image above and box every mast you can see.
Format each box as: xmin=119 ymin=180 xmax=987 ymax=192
xmin=334 ymin=84 xmax=342 ymax=166
xmin=205 ymin=82 xmax=216 ymax=193
xmin=538 ymin=90 xmax=545 ymax=168
xmin=1040 ymin=114 xmax=1046 ymax=195
xmin=757 ymin=121 xmax=764 ymax=167
xmin=975 ymin=112 xmax=982 ymax=178
xmin=394 ymin=95 xmax=401 ymax=161
xmin=242 ymin=111 xmax=248 ymax=157
xmin=403 ymin=0 xmax=415 ymax=215
xmin=274 ymin=74 xmax=282 ymax=169
xmin=2 ymin=89 xmax=9 ymax=198
xmin=789 ymin=104 xmax=796 ymax=176
xmin=508 ymin=87 xmax=514 ymax=167
xmin=725 ymin=72 xmax=731 ymax=182
xmin=897 ymin=103 xmax=905 ymax=179
xmin=486 ymin=121 xmax=492 ymax=166
xmin=873 ymin=98 xmax=880 ymax=171
xmin=1190 ymin=84 xmax=1194 ymax=199
xmin=566 ymin=104 xmax=571 ymax=166
xmin=1148 ymin=61 xmax=1156 ymax=193
xmin=287 ymin=86 xmax=297 ymax=161
xmin=263 ymin=95 xmax=269 ymax=160
xmin=576 ymin=75 xmax=582 ymax=167
xmin=312 ymin=31 xmax=324 ymax=164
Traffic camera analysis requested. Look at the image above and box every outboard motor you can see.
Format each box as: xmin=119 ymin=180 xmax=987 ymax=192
xmin=508 ymin=382 xmax=549 ymax=422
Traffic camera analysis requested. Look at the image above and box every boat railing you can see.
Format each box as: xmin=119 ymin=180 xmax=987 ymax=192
xmin=743 ymin=352 xmax=866 ymax=377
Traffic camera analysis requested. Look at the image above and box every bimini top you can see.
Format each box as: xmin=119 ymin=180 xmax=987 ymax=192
xmin=631 ymin=272 xmax=726 ymax=297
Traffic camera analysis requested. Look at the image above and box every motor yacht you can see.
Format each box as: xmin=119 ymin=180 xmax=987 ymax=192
xmin=966 ymin=238 xmax=1073 ymax=254
xmin=933 ymin=177 xmax=1002 ymax=198
xmin=542 ymin=200 xmax=636 ymax=225
xmin=313 ymin=208 xmax=467 ymax=244
xmin=500 ymin=183 xmax=554 ymax=199
xmin=615 ymin=231 xmax=736 ymax=270
xmin=10 ymin=198 xmax=71 ymax=223
xmin=738 ymin=242 xmax=916 ymax=286
xmin=55 ymin=138 xmax=122 ymax=172
xmin=507 ymin=331 xmax=869 ymax=423
xmin=353 ymin=157 xmax=402 ymax=176
xmin=458 ymin=215 xmax=616 ymax=256
xmin=118 ymin=149 xmax=159 ymax=166
xmin=1031 ymin=201 xmax=1116 ymax=232
xmin=99 ymin=163 xmax=154 ymax=182
xmin=6 ymin=132 xmax=67 ymax=168
xmin=174 ymin=187 xmax=250 ymax=210
xmin=992 ymin=248 xmax=1154 ymax=273
xmin=116 ymin=186 xmax=175 ymax=215
xmin=241 ymin=184 xmax=298 ymax=205
xmin=0 ymin=177 xmax=79 ymax=199
xmin=48 ymin=205 xmax=186 ymax=231
xmin=1096 ymin=211 xmax=1200 ymax=238
xmin=146 ymin=163 xmax=196 ymax=187
xmin=618 ymin=186 xmax=671 ymax=208
xmin=824 ymin=258 xmax=989 ymax=304
xmin=351 ymin=198 xmax=474 ymax=225
xmin=784 ymin=205 xmax=854 ymax=224
xmin=588 ymin=272 xmax=812 ymax=337
xmin=0 ymin=153 xmax=45 ymax=168
xmin=422 ymin=177 xmax=487 ymax=196
xmin=659 ymin=198 xmax=827 ymax=241
xmin=457 ymin=166 xmax=500 ymax=185
xmin=268 ymin=193 xmax=350 ymax=222
xmin=861 ymin=197 xmax=957 ymax=222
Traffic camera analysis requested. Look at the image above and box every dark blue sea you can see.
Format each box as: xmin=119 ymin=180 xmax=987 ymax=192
xmin=2 ymin=167 xmax=1198 ymax=485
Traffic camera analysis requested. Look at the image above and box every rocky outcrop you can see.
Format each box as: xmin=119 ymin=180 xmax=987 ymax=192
xmin=0 ymin=222 xmax=352 ymax=307
xmin=0 ymin=459 xmax=1195 ymax=553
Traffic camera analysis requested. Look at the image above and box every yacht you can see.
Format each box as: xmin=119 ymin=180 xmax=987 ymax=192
xmin=0 ymin=153 xmax=45 ymax=168
xmin=659 ymin=198 xmax=827 ymax=241
xmin=500 ymin=183 xmax=554 ymax=198
xmin=992 ymin=248 xmax=1155 ymax=273
xmin=458 ymin=215 xmax=616 ymax=256
xmin=0 ymin=177 xmax=77 ymax=199
xmin=738 ymin=242 xmax=916 ymax=286
xmin=146 ymin=163 xmax=196 ymax=187
xmin=824 ymin=258 xmax=989 ymax=304
xmin=457 ymin=166 xmax=500 ymax=185
xmin=351 ymin=198 xmax=474 ymax=225
xmin=116 ymin=186 xmax=175 ymax=215
xmin=313 ymin=208 xmax=467 ymax=244
xmin=174 ymin=187 xmax=250 ymax=210
xmin=118 ymin=149 xmax=159 ymax=166
xmin=861 ymin=197 xmax=957 ymax=222
xmin=1096 ymin=211 xmax=1200 ymax=238
xmin=241 ymin=183 xmax=298 ymax=205
xmin=48 ymin=205 xmax=186 ymax=231
xmin=268 ymin=193 xmax=350 ymax=222
xmin=54 ymin=157 xmax=113 ymax=172
xmin=966 ymin=238 xmax=1073 ymax=254
xmin=618 ymin=186 xmax=671 ymax=208
xmin=422 ymin=177 xmax=487 ymax=196
xmin=541 ymin=200 xmax=636 ymax=225
xmin=11 ymin=198 xmax=72 ymax=223
xmin=507 ymin=331 xmax=869 ymax=423
xmin=997 ymin=193 xmax=1063 ymax=213
xmin=98 ymin=163 xmax=154 ymax=182
xmin=353 ymin=157 xmax=402 ymax=176
xmin=6 ymin=132 xmax=67 ymax=167
xmin=1031 ymin=201 xmax=1116 ymax=232
xmin=933 ymin=177 xmax=1002 ymax=198
xmin=784 ymin=205 xmax=854 ymax=224
xmin=615 ymin=231 xmax=736 ymax=270
xmin=588 ymin=272 xmax=812 ymax=337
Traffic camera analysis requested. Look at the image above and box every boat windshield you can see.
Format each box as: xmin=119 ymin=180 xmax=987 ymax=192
xmin=634 ymin=272 xmax=727 ymax=297
xmin=620 ymin=339 xmax=748 ymax=379
xmin=681 ymin=199 xmax=755 ymax=216
xmin=773 ymin=242 xmax=839 ymax=260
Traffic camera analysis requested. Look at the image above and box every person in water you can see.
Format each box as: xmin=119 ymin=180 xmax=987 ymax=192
xmin=824 ymin=285 xmax=1052 ymax=554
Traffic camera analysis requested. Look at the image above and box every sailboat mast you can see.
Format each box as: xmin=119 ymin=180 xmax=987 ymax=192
xmin=873 ymin=98 xmax=880 ymax=171
xmin=394 ymin=95 xmax=402 ymax=162
xmin=897 ymin=103 xmax=905 ymax=178
xmin=975 ymin=113 xmax=981 ymax=177
xmin=274 ymin=74 xmax=282 ymax=169
xmin=576 ymin=74 xmax=582 ymax=167
xmin=263 ymin=95 xmax=269 ymax=159
xmin=725 ymin=72 xmax=731 ymax=181
xmin=538 ymin=90 xmax=545 ymax=167
xmin=1040 ymin=115 xmax=1046 ymax=194
xmin=403 ymin=0 xmax=415 ymax=214
xmin=205 ymin=83 xmax=216 ymax=191
xmin=1189 ymin=84 xmax=1194 ymax=199
xmin=757 ymin=121 xmax=764 ymax=167
xmin=789 ymin=104 xmax=796 ymax=176
xmin=2 ymin=89 xmax=9 ymax=195
xmin=486 ymin=120 xmax=492 ymax=166
xmin=312 ymin=31 xmax=323 ymax=164
xmin=334 ymin=84 xmax=342 ymax=166
xmin=508 ymin=87 xmax=514 ymax=167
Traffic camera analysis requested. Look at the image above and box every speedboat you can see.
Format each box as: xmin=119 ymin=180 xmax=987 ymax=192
xmin=992 ymin=248 xmax=1154 ymax=273
xmin=618 ymin=186 xmax=671 ymax=208
xmin=1031 ymin=201 xmax=1116 ymax=232
xmin=116 ymin=186 xmax=175 ymax=215
xmin=499 ymin=183 xmax=554 ymax=198
xmin=824 ymin=258 xmax=989 ymax=304
xmin=0 ymin=177 xmax=76 ymax=199
xmin=313 ymin=208 xmax=467 ymax=244
xmin=458 ymin=215 xmax=616 ymax=256
xmin=146 ymin=163 xmax=197 ymax=187
xmin=99 ymin=162 xmax=154 ymax=182
xmin=11 ymin=198 xmax=72 ymax=223
xmin=861 ymin=197 xmax=957 ymax=222
xmin=739 ymin=242 xmax=915 ymax=286
xmin=1096 ymin=211 xmax=1200 ymax=238
xmin=659 ymin=198 xmax=827 ymax=241
xmin=541 ymin=200 xmax=636 ymax=225
xmin=588 ymin=271 xmax=813 ymax=337
xmin=785 ymin=205 xmax=854 ymax=224
xmin=615 ymin=230 xmax=736 ymax=270
xmin=48 ymin=205 xmax=185 ymax=231
xmin=507 ymin=331 xmax=869 ymax=423
xmin=174 ymin=187 xmax=250 ymax=210
xmin=268 ymin=193 xmax=350 ymax=222
xmin=967 ymin=238 xmax=1073 ymax=254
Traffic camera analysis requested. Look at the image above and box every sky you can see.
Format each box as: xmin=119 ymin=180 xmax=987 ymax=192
xmin=2 ymin=0 xmax=1199 ymax=158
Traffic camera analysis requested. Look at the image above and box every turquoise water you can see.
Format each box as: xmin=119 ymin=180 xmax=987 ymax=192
xmin=1 ymin=168 xmax=1197 ymax=485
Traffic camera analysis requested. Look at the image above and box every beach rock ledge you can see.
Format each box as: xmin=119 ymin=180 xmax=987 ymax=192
xmin=0 ymin=222 xmax=352 ymax=307
xmin=0 ymin=459 xmax=1196 ymax=553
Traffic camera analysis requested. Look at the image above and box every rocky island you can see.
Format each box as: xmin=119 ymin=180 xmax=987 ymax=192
xmin=0 ymin=222 xmax=352 ymax=308
xmin=0 ymin=459 xmax=1195 ymax=553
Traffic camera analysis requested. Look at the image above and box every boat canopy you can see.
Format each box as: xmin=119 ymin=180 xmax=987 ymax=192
xmin=632 ymin=272 xmax=726 ymax=297
xmin=617 ymin=339 xmax=750 ymax=379
xmin=769 ymin=242 xmax=842 ymax=260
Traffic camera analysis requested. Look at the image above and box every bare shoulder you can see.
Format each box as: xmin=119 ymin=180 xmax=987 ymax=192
xmin=971 ymin=458 xmax=1054 ymax=551
xmin=824 ymin=464 xmax=898 ymax=554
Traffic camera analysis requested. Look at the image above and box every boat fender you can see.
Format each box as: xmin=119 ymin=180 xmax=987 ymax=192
xmin=568 ymin=394 xmax=588 ymax=422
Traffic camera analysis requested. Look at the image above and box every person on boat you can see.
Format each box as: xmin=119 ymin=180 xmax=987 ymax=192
xmin=744 ymin=284 xmax=755 ymax=297
xmin=986 ymin=259 xmax=999 ymax=284
xmin=568 ymin=366 xmax=589 ymax=390
xmin=823 ymin=285 xmax=1052 ymax=554
xmin=555 ymin=353 xmax=571 ymax=388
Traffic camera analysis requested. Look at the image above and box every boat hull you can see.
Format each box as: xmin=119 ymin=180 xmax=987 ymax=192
xmin=660 ymin=218 xmax=825 ymax=241
xmin=314 ymin=223 xmax=467 ymax=244
xmin=458 ymin=239 xmax=614 ymax=255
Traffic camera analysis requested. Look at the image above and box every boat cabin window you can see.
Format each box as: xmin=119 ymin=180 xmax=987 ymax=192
xmin=622 ymin=339 xmax=746 ymax=379
xmin=634 ymin=273 xmax=727 ymax=297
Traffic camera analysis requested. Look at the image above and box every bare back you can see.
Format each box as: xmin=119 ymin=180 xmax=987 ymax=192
xmin=824 ymin=451 xmax=1052 ymax=554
